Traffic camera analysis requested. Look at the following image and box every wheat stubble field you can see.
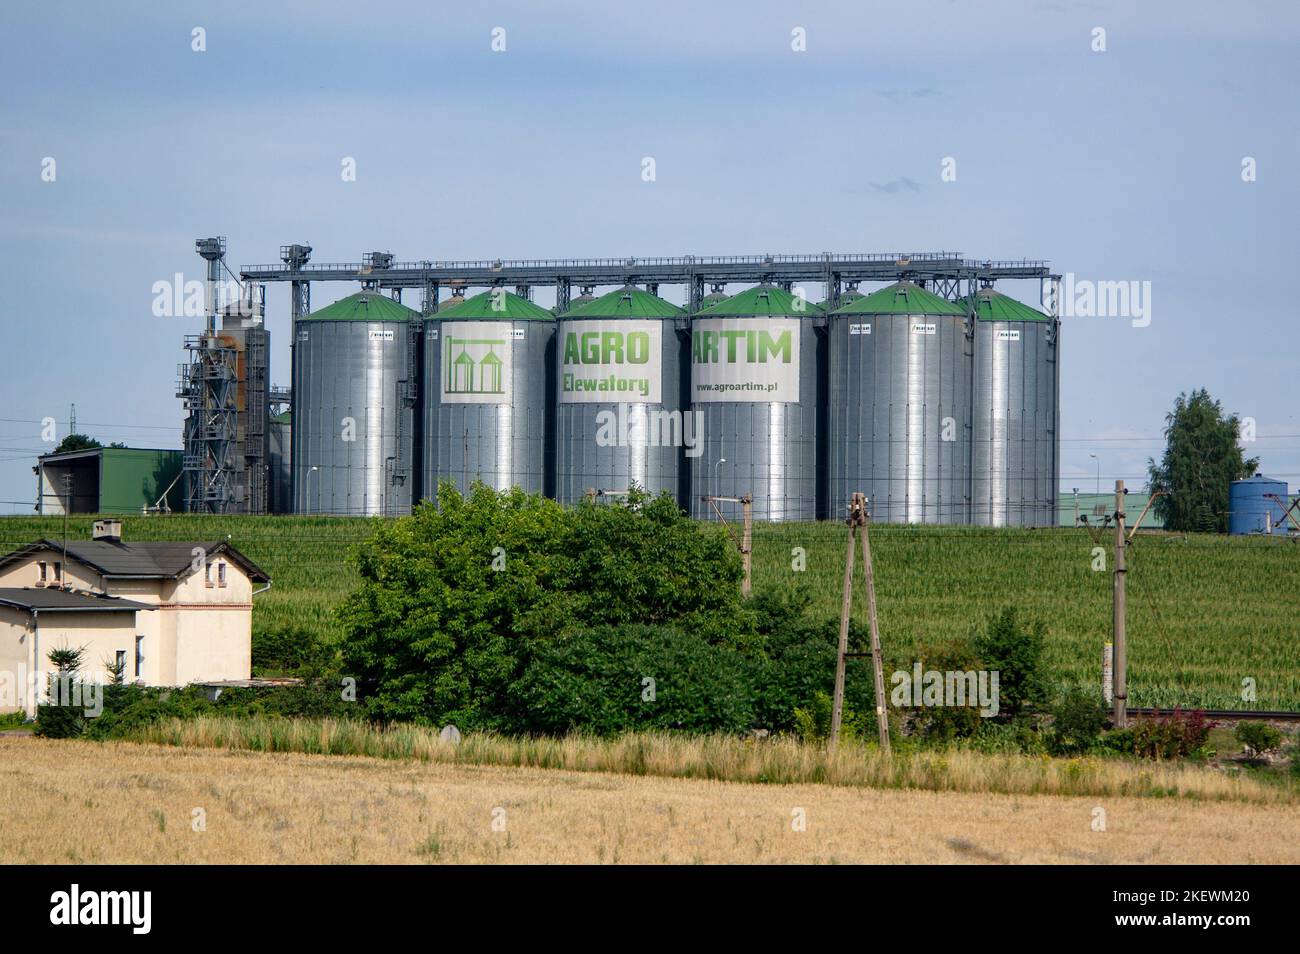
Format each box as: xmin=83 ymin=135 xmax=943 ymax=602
xmin=2 ymin=738 xmax=1297 ymax=864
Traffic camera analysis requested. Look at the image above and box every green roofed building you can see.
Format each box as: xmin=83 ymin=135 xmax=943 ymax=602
xmin=299 ymin=290 xmax=419 ymax=323
xmin=436 ymin=289 xmax=554 ymax=320
xmin=561 ymin=285 xmax=683 ymax=318
xmin=696 ymin=283 xmax=824 ymax=317
xmin=831 ymin=280 xmax=966 ymax=316
xmin=689 ymin=283 xmax=822 ymax=523
xmin=959 ymin=286 xmax=1051 ymax=322
xmin=35 ymin=447 xmax=183 ymax=515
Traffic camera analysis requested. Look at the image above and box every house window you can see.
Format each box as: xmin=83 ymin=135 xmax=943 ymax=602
xmin=53 ymin=562 xmax=62 ymax=583
xmin=205 ymin=562 xmax=214 ymax=587
xmin=115 ymin=650 xmax=127 ymax=681
xmin=217 ymin=563 xmax=227 ymax=587
xmin=135 ymin=635 xmax=144 ymax=678
xmin=37 ymin=562 xmax=47 ymax=583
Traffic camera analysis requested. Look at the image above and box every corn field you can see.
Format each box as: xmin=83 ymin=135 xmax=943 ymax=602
xmin=2 ymin=514 xmax=1296 ymax=710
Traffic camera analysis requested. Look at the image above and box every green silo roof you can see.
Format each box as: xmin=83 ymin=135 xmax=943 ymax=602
xmin=562 ymin=286 xmax=684 ymax=318
xmin=696 ymin=284 xmax=824 ymax=317
xmin=831 ymin=281 xmax=965 ymax=316
xmin=436 ymin=289 xmax=554 ymax=320
xmin=960 ymin=288 xmax=1050 ymax=322
xmin=303 ymin=291 xmax=420 ymax=322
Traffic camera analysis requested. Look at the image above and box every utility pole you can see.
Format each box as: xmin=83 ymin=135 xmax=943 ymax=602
xmin=830 ymin=492 xmax=891 ymax=754
xmin=703 ymin=494 xmax=753 ymax=597
xmin=1112 ymin=479 xmax=1127 ymax=728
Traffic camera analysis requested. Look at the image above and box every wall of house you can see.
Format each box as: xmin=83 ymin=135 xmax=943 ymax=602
xmin=0 ymin=607 xmax=138 ymax=716
xmin=0 ymin=606 xmax=32 ymax=715
xmin=164 ymin=557 xmax=254 ymax=684
xmin=0 ymin=547 xmax=103 ymax=591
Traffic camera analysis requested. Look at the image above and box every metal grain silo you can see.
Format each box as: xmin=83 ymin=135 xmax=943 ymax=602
xmin=690 ymin=285 xmax=822 ymax=522
xmin=829 ymin=281 xmax=971 ymax=524
xmin=1229 ymin=475 xmax=1290 ymax=534
xmin=555 ymin=286 xmax=686 ymax=506
xmin=292 ymin=291 xmax=417 ymax=515
xmin=964 ymin=287 xmax=1059 ymax=527
xmin=423 ymin=290 xmax=555 ymax=498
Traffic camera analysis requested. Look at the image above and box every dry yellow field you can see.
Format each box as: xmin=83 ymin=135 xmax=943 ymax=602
xmin=1 ymin=738 xmax=1297 ymax=864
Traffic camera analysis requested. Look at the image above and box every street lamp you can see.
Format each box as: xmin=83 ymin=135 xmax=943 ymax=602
xmin=1089 ymin=454 xmax=1099 ymax=495
xmin=305 ymin=465 xmax=319 ymax=512
xmin=713 ymin=457 xmax=727 ymax=501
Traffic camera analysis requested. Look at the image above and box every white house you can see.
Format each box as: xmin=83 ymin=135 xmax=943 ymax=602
xmin=0 ymin=519 xmax=270 ymax=717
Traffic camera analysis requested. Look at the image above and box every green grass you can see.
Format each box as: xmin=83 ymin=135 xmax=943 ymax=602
xmin=2 ymin=514 xmax=1297 ymax=710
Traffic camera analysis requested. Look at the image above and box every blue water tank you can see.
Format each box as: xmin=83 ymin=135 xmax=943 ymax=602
xmin=1228 ymin=475 xmax=1289 ymax=534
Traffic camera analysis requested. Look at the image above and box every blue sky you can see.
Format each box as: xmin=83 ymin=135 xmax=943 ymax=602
xmin=1 ymin=0 xmax=1297 ymax=512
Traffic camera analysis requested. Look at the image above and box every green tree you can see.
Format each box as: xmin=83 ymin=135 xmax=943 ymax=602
xmin=972 ymin=607 xmax=1048 ymax=721
xmin=338 ymin=482 xmax=745 ymax=728
xmin=1147 ymin=389 xmax=1258 ymax=533
xmin=52 ymin=434 xmax=101 ymax=454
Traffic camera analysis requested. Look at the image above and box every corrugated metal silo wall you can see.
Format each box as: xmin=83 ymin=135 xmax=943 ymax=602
xmin=292 ymin=321 xmax=413 ymax=515
xmin=554 ymin=317 xmax=685 ymax=505
xmin=971 ymin=319 xmax=1059 ymax=526
xmin=423 ymin=319 xmax=554 ymax=499
xmin=829 ymin=311 xmax=972 ymax=524
xmin=689 ymin=316 xmax=819 ymax=522
xmin=268 ymin=420 xmax=292 ymax=514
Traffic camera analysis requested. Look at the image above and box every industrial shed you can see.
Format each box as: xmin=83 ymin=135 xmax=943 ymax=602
xmin=34 ymin=446 xmax=182 ymax=515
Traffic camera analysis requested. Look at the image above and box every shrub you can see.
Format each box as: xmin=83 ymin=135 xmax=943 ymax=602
xmin=1126 ymin=709 xmax=1212 ymax=760
xmin=1235 ymin=721 xmax=1283 ymax=759
xmin=35 ymin=645 xmax=88 ymax=739
xmin=509 ymin=624 xmax=753 ymax=736
xmin=792 ymin=690 xmax=871 ymax=744
xmin=339 ymin=482 xmax=745 ymax=728
xmin=972 ymin=607 xmax=1048 ymax=720
xmin=746 ymin=588 xmax=876 ymax=733
xmin=252 ymin=626 xmax=334 ymax=676
xmin=901 ymin=639 xmax=986 ymax=742
xmin=1048 ymin=687 xmax=1108 ymax=755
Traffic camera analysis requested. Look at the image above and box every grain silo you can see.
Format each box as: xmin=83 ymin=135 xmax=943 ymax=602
xmin=554 ymin=285 xmax=686 ymax=505
xmin=963 ymin=286 xmax=1059 ymax=527
xmin=829 ymin=281 xmax=971 ymax=524
xmin=690 ymin=284 xmax=822 ymax=522
xmin=292 ymin=290 xmax=417 ymax=515
xmin=423 ymin=289 xmax=555 ymax=498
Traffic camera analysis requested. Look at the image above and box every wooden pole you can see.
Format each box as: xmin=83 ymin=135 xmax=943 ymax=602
xmin=829 ymin=500 xmax=857 ymax=750
xmin=1113 ymin=479 xmax=1128 ymax=728
xmin=740 ymin=494 xmax=753 ymax=598
xmin=858 ymin=499 xmax=891 ymax=754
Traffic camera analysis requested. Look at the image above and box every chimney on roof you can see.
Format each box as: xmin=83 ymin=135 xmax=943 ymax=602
xmin=92 ymin=519 xmax=123 ymax=542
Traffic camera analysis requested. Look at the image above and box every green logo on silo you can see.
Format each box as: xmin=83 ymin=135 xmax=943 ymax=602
xmin=692 ymin=328 xmax=792 ymax=364
xmin=445 ymin=334 xmax=507 ymax=394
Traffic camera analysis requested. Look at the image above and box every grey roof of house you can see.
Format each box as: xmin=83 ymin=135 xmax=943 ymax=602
xmin=0 ymin=588 xmax=154 ymax=613
xmin=0 ymin=539 xmax=270 ymax=583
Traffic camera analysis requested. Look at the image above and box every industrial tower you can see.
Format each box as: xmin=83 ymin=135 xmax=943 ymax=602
xmin=178 ymin=237 xmax=239 ymax=513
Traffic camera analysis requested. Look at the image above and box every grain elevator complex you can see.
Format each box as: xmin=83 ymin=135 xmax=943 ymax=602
xmin=178 ymin=241 xmax=1061 ymax=525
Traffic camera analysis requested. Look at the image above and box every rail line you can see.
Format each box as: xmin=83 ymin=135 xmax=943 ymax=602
xmin=1127 ymin=707 xmax=1300 ymax=723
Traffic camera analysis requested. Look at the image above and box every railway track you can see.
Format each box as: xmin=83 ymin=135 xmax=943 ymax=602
xmin=1127 ymin=707 xmax=1300 ymax=723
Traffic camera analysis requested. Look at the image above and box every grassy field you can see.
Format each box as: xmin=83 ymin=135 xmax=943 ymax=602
xmin=2 ymin=736 xmax=1297 ymax=864
xmin=1 ymin=513 xmax=1297 ymax=709
xmin=133 ymin=716 xmax=1299 ymax=804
